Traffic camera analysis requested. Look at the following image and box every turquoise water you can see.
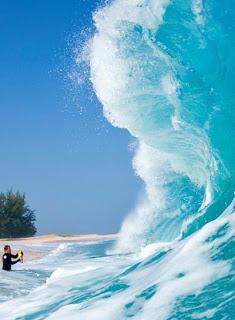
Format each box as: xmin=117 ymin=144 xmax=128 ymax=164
xmin=0 ymin=0 xmax=234 ymax=319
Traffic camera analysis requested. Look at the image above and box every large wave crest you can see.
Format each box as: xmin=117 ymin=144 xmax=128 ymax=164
xmin=87 ymin=0 xmax=234 ymax=252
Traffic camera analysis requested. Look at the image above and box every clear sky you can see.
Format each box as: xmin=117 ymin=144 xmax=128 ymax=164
xmin=0 ymin=0 xmax=141 ymax=235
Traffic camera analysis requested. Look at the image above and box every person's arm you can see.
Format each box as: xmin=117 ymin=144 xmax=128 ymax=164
xmin=10 ymin=253 xmax=18 ymax=259
xmin=11 ymin=258 xmax=21 ymax=265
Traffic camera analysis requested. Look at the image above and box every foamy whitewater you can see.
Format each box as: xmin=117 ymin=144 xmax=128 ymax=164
xmin=0 ymin=0 xmax=234 ymax=319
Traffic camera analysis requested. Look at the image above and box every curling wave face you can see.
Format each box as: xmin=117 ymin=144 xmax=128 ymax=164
xmin=89 ymin=0 xmax=235 ymax=252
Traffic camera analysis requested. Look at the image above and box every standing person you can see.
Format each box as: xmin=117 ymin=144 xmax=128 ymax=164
xmin=2 ymin=245 xmax=23 ymax=271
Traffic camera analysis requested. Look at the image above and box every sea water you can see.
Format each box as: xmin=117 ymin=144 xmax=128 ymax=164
xmin=0 ymin=0 xmax=234 ymax=319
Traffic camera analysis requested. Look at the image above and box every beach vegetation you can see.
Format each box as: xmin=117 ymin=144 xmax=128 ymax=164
xmin=0 ymin=191 xmax=36 ymax=238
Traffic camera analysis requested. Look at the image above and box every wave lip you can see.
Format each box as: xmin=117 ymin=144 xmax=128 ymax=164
xmin=87 ymin=0 xmax=235 ymax=252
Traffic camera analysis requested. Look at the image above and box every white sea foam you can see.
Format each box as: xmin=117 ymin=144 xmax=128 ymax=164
xmin=46 ymin=265 xmax=98 ymax=284
xmin=43 ymin=207 xmax=235 ymax=320
xmin=0 ymin=203 xmax=233 ymax=319
xmin=138 ymin=241 xmax=172 ymax=260
xmin=192 ymin=0 xmax=205 ymax=25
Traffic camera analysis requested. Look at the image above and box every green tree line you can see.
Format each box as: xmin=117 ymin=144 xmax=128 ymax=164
xmin=0 ymin=191 xmax=36 ymax=238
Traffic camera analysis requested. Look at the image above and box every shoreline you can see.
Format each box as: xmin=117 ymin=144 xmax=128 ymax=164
xmin=0 ymin=233 xmax=118 ymax=244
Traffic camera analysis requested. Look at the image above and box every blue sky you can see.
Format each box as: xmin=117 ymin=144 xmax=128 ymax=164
xmin=0 ymin=0 xmax=141 ymax=234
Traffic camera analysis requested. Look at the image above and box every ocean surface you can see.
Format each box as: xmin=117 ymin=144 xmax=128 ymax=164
xmin=1 ymin=0 xmax=234 ymax=319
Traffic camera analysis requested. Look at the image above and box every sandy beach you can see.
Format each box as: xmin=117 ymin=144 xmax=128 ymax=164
xmin=0 ymin=233 xmax=117 ymax=244
xmin=0 ymin=234 xmax=117 ymax=261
